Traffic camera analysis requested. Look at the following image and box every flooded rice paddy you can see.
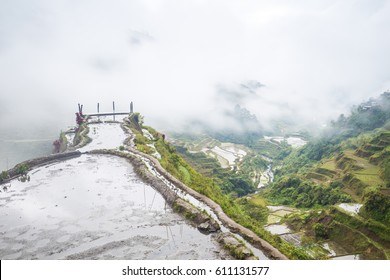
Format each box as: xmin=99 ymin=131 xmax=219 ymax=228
xmin=197 ymin=142 xmax=248 ymax=169
xmin=0 ymin=154 xmax=227 ymax=259
xmin=264 ymin=224 xmax=291 ymax=235
xmin=0 ymin=120 xmax=235 ymax=259
xmin=337 ymin=203 xmax=363 ymax=215
xmin=263 ymin=136 xmax=307 ymax=149
xmin=79 ymin=123 xmax=126 ymax=152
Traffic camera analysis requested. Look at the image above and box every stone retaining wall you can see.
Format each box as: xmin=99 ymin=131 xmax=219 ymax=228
xmin=0 ymin=151 xmax=82 ymax=184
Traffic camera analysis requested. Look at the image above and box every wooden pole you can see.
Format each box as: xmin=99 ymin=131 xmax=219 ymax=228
xmin=113 ymin=101 xmax=115 ymax=121
xmin=97 ymin=102 xmax=100 ymax=113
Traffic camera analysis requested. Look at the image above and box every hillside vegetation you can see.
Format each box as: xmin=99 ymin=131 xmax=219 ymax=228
xmin=125 ymin=113 xmax=311 ymax=259
xmin=265 ymin=92 xmax=390 ymax=259
xmin=270 ymin=92 xmax=390 ymax=209
xmin=127 ymin=92 xmax=390 ymax=259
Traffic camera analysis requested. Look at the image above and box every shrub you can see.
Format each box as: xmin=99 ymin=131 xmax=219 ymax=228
xmin=17 ymin=163 xmax=29 ymax=175
xmin=0 ymin=171 xmax=9 ymax=183
xmin=313 ymin=223 xmax=329 ymax=239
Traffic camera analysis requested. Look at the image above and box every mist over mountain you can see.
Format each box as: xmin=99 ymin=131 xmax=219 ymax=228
xmin=1 ymin=0 xmax=390 ymax=153
xmin=1 ymin=1 xmax=390 ymax=262
xmin=202 ymin=103 xmax=263 ymax=145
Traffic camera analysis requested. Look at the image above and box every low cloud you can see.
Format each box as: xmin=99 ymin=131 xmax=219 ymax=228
xmin=1 ymin=0 xmax=390 ymax=137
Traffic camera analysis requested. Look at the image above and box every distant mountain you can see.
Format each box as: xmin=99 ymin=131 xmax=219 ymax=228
xmin=239 ymin=80 xmax=265 ymax=94
xmin=206 ymin=104 xmax=263 ymax=145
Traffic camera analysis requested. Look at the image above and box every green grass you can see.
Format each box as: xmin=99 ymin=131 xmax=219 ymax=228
xmin=320 ymin=159 xmax=337 ymax=171
xmin=354 ymin=173 xmax=383 ymax=187
xmin=178 ymin=165 xmax=191 ymax=184
xmin=340 ymin=150 xmax=384 ymax=187
xmin=267 ymin=215 xmax=281 ymax=224
xmin=306 ymin=172 xmax=328 ymax=181
xmin=284 ymin=208 xmax=389 ymax=259
xmin=247 ymin=195 xmax=267 ymax=207
xmin=307 ymin=147 xmax=385 ymax=199
xmin=330 ymin=209 xmax=390 ymax=259
xmin=273 ymin=210 xmax=294 ymax=217
xmin=251 ymin=139 xmax=282 ymax=158
xmin=344 ymin=150 xmax=386 ymax=173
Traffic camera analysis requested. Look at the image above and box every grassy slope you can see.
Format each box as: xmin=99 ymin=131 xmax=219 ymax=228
xmin=126 ymin=116 xmax=311 ymax=259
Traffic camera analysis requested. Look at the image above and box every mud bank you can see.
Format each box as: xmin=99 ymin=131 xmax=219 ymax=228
xmin=217 ymin=233 xmax=257 ymax=260
xmin=71 ymin=123 xmax=91 ymax=149
xmin=173 ymin=199 xmax=220 ymax=233
xmin=0 ymin=151 xmax=81 ymax=184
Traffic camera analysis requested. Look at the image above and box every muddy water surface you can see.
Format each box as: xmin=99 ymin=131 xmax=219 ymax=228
xmin=79 ymin=122 xmax=126 ymax=152
xmin=0 ymin=155 xmax=226 ymax=259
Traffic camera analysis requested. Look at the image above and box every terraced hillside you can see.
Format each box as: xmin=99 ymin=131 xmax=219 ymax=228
xmin=308 ymin=131 xmax=390 ymax=202
xmin=266 ymin=125 xmax=390 ymax=259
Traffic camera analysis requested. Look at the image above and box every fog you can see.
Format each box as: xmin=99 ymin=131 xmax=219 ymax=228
xmin=1 ymin=0 xmax=390 ymax=137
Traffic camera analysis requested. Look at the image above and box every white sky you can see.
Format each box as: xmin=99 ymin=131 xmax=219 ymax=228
xmin=1 ymin=0 xmax=390 ymax=132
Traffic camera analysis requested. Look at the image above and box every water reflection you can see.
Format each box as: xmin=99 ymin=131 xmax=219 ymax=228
xmin=0 ymin=155 xmax=225 ymax=259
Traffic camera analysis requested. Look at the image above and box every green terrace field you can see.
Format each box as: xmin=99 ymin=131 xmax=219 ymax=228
xmin=305 ymin=131 xmax=390 ymax=202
